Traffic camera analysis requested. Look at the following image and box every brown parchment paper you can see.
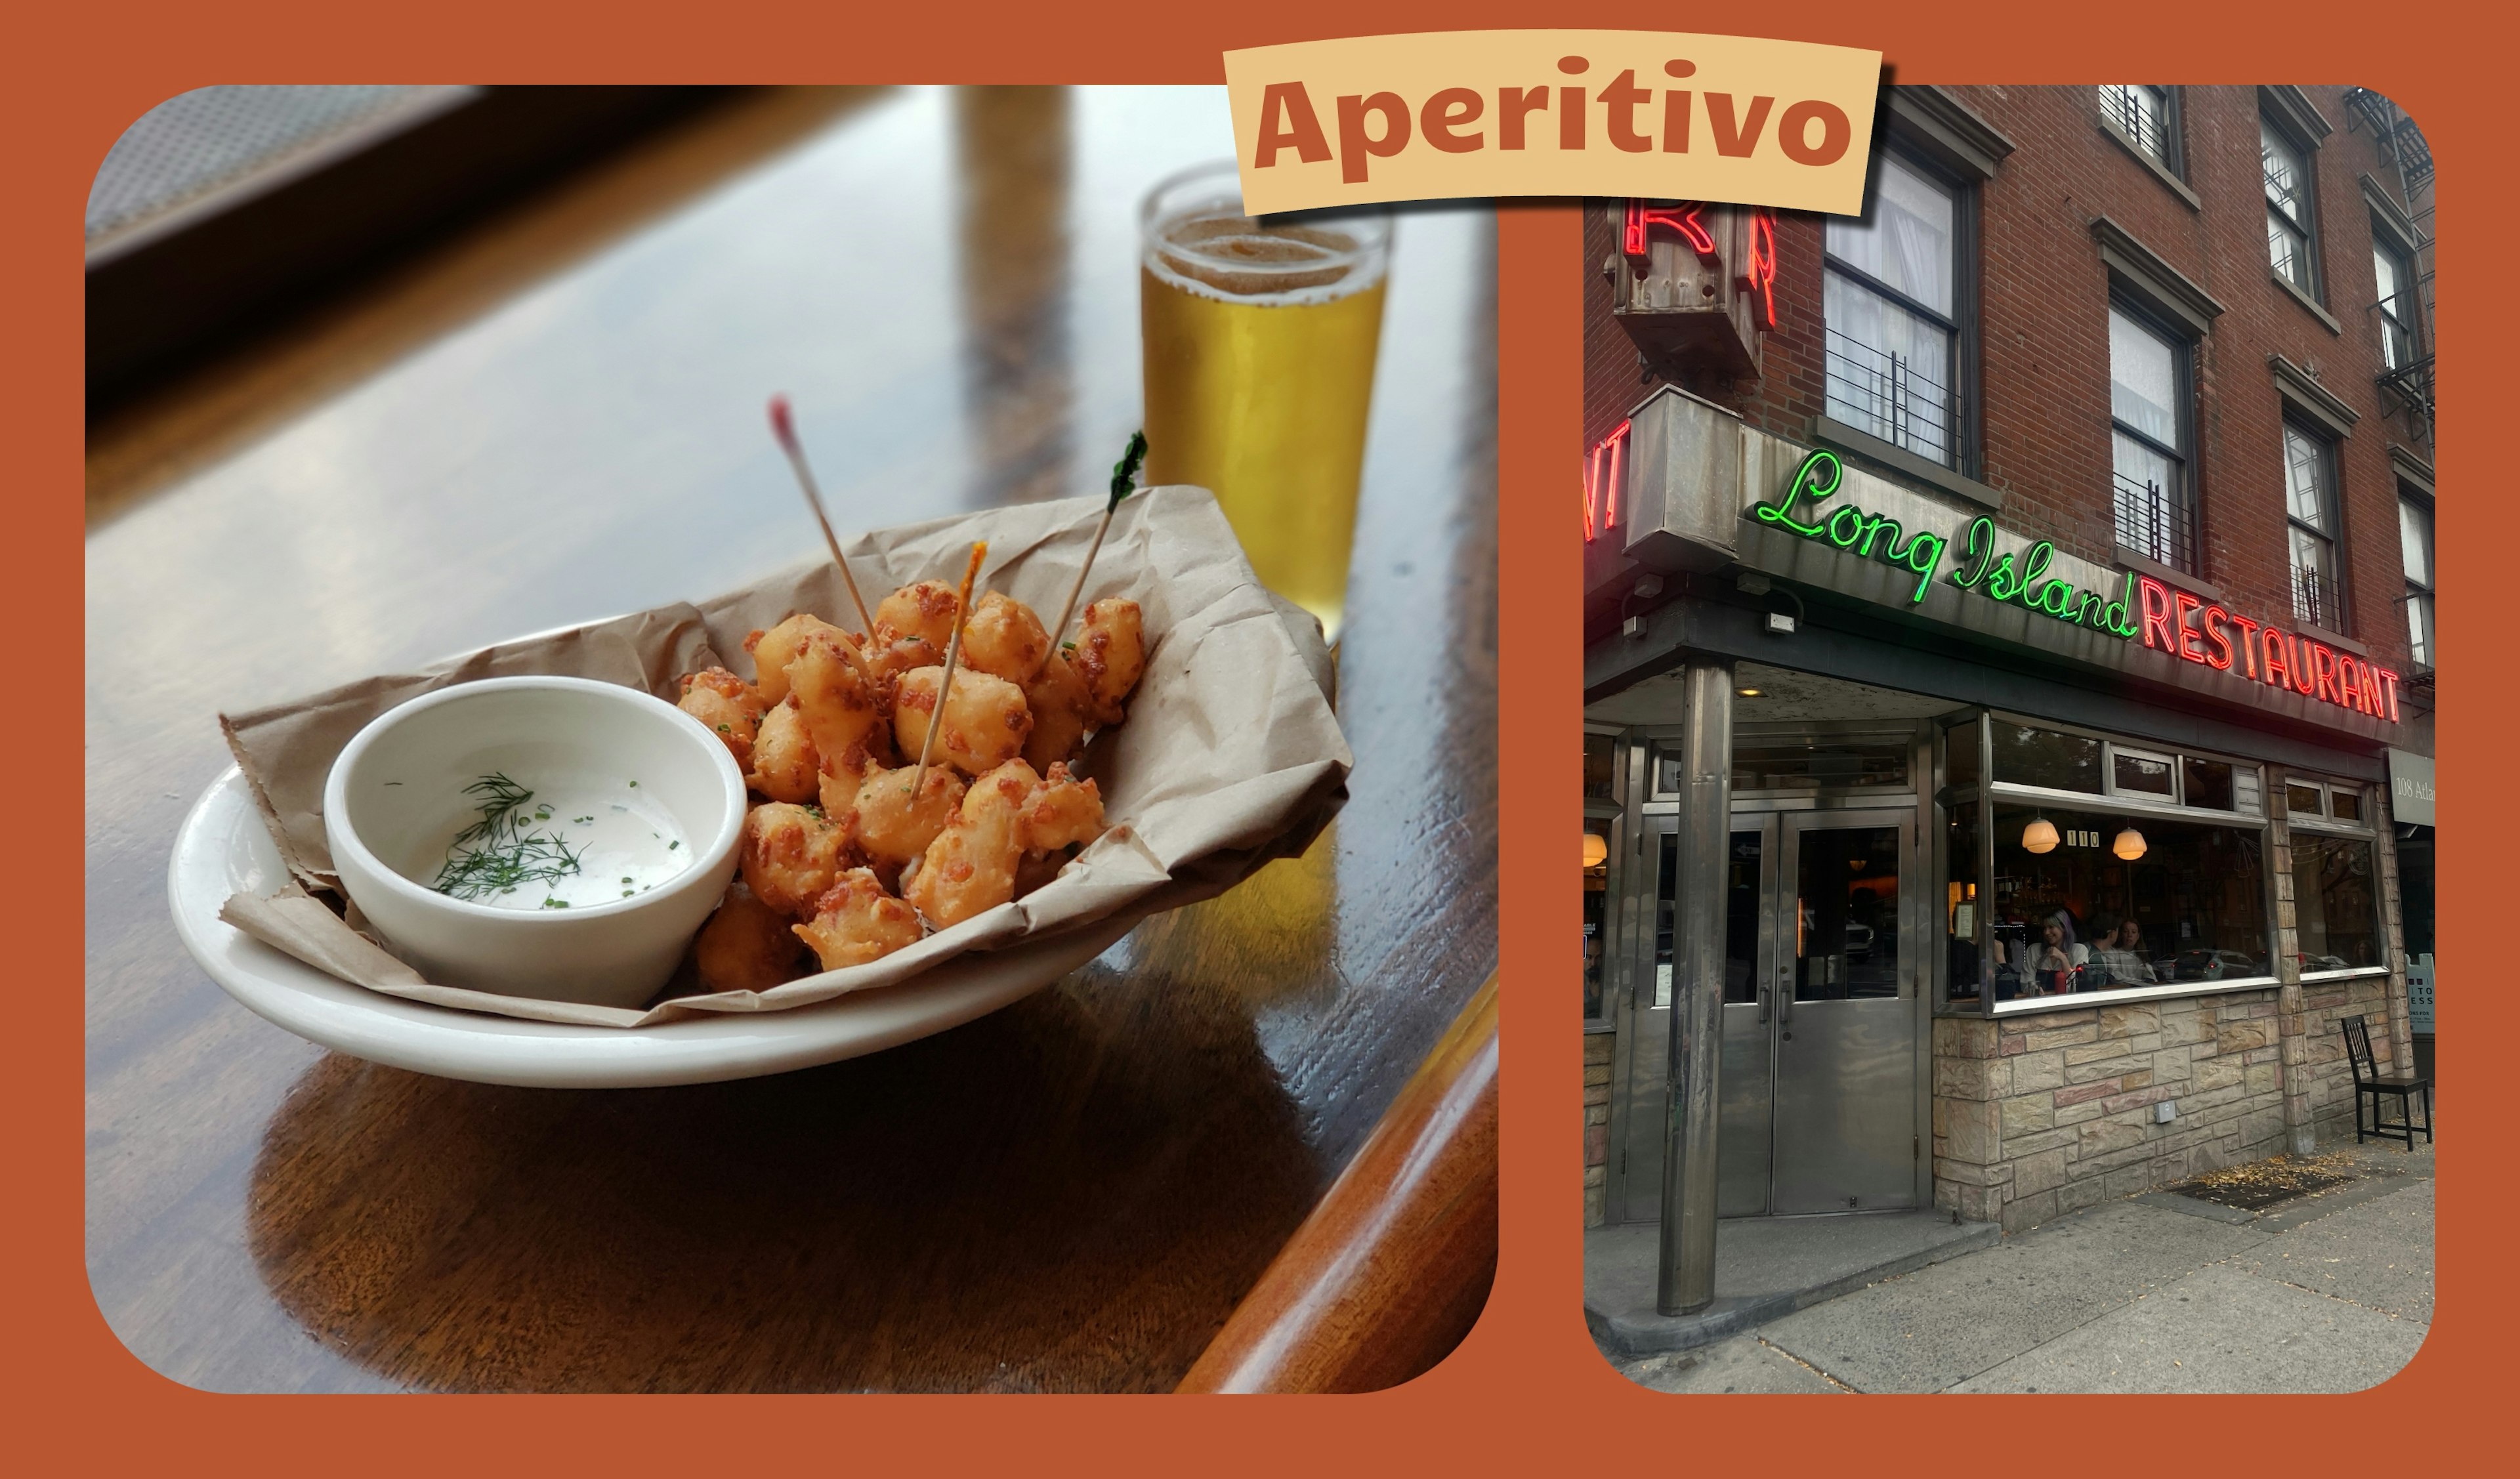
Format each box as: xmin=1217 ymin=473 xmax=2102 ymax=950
xmin=215 ymin=487 xmax=1351 ymax=1028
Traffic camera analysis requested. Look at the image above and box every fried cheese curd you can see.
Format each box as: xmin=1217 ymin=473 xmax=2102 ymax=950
xmin=961 ymin=591 xmax=1051 ymax=684
xmin=875 ymin=579 xmax=961 ymax=652
xmin=747 ymin=698 xmax=822 ymax=803
xmin=892 ymin=665 xmax=1032 ymax=775
xmin=694 ymin=881 xmax=809 ymax=993
xmin=843 ymin=758 xmax=967 ymax=866
xmin=784 ymin=625 xmax=891 ymax=767
xmin=739 ymin=801 xmax=852 ymax=916
xmin=906 ymin=759 xmax=1106 ymax=928
xmin=793 ymin=867 xmax=925 ymax=970
xmin=1070 ymin=598 xmax=1146 ymax=722
xmin=746 ymin=612 xmax=844 ymax=706
xmin=679 ymin=667 xmax=765 ymax=770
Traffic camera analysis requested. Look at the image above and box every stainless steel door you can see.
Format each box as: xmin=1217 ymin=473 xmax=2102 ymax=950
xmin=1617 ymin=818 xmax=1776 ymax=1222
xmin=1771 ymin=812 xmax=1920 ymax=1213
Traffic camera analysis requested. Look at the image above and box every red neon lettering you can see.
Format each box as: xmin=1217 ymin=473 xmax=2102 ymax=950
xmin=2335 ymin=654 xmax=2364 ymax=713
xmin=2137 ymin=577 xmax=2175 ymax=652
xmin=2262 ymin=629 xmax=2292 ymax=690
xmin=1740 ymin=209 xmax=1780 ymax=330
xmin=2309 ymin=642 xmax=2340 ymax=703
xmin=1623 ymin=200 xmax=1717 ymax=270
xmin=2228 ymin=614 xmax=2261 ymax=679
xmin=2201 ymin=606 xmax=2235 ymax=671
xmin=2173 ymin=593 xmax=2206 ymax=663
xmin=1582 ymin=420 xmax=1631 ymax=542
xmin=2375 ymin=668 xmax=2401 ymax=722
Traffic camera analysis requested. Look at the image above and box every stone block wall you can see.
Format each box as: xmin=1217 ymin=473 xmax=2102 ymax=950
xmin=2294 ymin=971 xmax=2404 ymax=1137
xmin=1584 ymin=1033 xmax=1614 ymax=1227
xmin=1932 ymin=989 xmax=2292 ymax=1232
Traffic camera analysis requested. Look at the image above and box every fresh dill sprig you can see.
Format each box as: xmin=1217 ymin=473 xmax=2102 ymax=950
xmin=432 ymin=772 xmax=585 ymax=901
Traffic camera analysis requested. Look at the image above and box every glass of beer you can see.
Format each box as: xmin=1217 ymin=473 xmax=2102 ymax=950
xmin=1139 ymin=160 xmax=1390 ymax=638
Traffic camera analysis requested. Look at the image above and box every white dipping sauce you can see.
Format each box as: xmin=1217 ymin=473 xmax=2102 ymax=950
xmin=416 ymin=772 xmax=691 ymax=911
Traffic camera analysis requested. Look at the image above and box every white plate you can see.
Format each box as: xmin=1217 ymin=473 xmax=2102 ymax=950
xmin=168 ymin=767 xmax=1140 ymax=1088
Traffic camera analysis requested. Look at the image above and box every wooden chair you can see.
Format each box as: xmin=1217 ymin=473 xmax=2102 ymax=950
xmin=2342 ymin=1014 xmax=2433 ymax=1149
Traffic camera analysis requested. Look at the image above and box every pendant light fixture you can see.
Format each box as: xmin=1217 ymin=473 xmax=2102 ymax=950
xmin=2022 ymin=815 xmax=2059 ymax=854
xmin=1583 ymin=833 xmax=1610 ymax=869
xmin=2112 ymin=825 xmax=2147 ymax=860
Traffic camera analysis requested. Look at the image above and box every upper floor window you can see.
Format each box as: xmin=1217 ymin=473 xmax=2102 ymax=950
xmin=2284 ymin=423 xmax=2345 ymax=631
xmin=2108 ymin=302 xmax=2193 ymax=572
xmin=2401 ymin=492 xmax=2434 ymax=669
xmin=2262 ymin=117 xmax=2319 ymax=293
xmin=2373 ymin=234 xmax=2418 ymax=371
xmin=2099 ymin=86 xmax=2179 ymax=173
xmin=1824 ymin=151 xmax=1964 ymax=469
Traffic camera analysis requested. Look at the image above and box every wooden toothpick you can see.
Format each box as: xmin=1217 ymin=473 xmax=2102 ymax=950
xmin=909 ymin=541 xmax=989 ymax=797
xmin=768 ymin=394 xmax=879 ymax=639
xmin=1051 ymin=430 xmax=1147 ymax=646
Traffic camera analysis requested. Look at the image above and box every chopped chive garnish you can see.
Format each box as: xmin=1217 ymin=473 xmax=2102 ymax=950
xmin=431 ymin=773 xmax=585 ymax=902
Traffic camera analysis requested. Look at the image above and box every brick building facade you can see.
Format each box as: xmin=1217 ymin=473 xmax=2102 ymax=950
xmin=1582 ymin=85 xmax=2435 ymax=1236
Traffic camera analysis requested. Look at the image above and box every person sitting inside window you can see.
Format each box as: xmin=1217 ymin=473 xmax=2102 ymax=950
xmin=2093 ymin=917 xmax=2160 ymax=986
xmin=2033 ymin=911 xmax=2086 ymax=994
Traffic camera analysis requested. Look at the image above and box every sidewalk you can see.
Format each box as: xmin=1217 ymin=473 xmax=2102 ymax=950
xmin=1612 ymin=1138 xmax=2435 ymax=1394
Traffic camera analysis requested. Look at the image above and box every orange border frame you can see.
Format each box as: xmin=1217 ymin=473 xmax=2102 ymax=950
xmin=22 ymin=1 xmax=2510 ymax=1467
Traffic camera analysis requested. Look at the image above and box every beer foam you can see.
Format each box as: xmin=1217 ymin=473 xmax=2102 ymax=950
xmin=1145 ymin=209 xmax=1387 ymax=306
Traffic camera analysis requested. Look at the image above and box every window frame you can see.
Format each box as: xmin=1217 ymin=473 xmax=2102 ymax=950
xmin=2098 ymin=85 xmax=2184 ymax=177
xmin=1939 ymin=710 xmax=2279 ymax=1016
xmin=2282 ymin=418 xmax=2350 ymax=635
xmin=1821 ymin=142 xmax=1981 ymax=476
xmin=2261 ymin=112 xmax=2321 ymax=297
xmin=2399 ymin=486 xmax=2435 ymax=671
xmin=2284 ymin=776 xmax=2389 ymax=982
xmin=2372 ymin=229 xmax=2420 ymax=371
xmin=1583 ymin=723 xmax=1628 ymax=1033
xmin=2107 ymin=293 xmax=2198 ymax=573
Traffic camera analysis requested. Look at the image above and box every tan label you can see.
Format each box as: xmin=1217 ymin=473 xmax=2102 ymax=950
xmin=1225 ymin=30 xmax=1881 ymax=215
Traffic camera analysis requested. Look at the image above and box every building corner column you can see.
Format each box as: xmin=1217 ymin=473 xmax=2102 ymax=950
xmin=1656 ymin=657 xmax=1733 ymax=1314
xmin=2373 ymin=788 xmax=2417 ymax=1075
xmin=2268 ymin=767 xmax=2316 ymax=1156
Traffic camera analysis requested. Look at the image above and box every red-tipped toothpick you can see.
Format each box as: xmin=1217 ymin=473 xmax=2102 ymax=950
xmin=909 ymin=541 xmax=989 ymax=796
xmin=768 ymin=394 xmax=879 ymax=638
xmin=1051 ymin=429 xmax=1148 ymax=646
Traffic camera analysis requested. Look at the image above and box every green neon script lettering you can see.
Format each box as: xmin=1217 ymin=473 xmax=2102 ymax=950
xmin=1948 ymin=517 xmax=1995 ymax=591
xmin=1755 ymin=450 xmax=1838 ymax=536
xmin=1887 ymin=528 xmax=1944 ymax=604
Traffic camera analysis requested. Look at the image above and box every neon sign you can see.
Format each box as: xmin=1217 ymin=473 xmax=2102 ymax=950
xmin=1620 ymin=199 xmax=1780 ymax=330
xmin=1752 ymin=451 xmax=2396 ymax=724
xmin=1622 ymin=200 xmax=1717 ymax=267
xmin=1581 ymin=419 xmax=1631 ymax=543
xmin=2135 ymin=577 xmax=2401 ymax=722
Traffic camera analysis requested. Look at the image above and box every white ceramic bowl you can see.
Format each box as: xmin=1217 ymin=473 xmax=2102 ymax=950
xmin=322 ymin=676 xmax=747 ymax=1009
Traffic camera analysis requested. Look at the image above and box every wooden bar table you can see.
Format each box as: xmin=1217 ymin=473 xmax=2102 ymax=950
xmin=83 ymin=87 xmax=1496 ymax=1394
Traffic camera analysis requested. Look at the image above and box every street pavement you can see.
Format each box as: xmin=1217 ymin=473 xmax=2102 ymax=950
xmin=1614 ymin=1139 xmax=2435 ymax=1394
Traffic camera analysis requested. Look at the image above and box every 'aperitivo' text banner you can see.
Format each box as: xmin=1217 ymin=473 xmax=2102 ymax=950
xmin=1223 ymin=30 xmax=1882 ymax=215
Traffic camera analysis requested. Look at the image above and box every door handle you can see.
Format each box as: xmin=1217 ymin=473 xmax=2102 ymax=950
xmin=1779 ymin=970 xmax=1794 ymax=1024
xmin=1757 ymin=985 xmax=1770 ymax=1024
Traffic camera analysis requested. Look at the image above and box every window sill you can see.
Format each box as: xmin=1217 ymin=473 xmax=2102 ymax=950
xmin=2113 ymin=545 xmax=2221 ymax=602
xmin=2097 ymin=116 xmax=2200 ymax=209
xmin=1585 ymin=1020 xmax=1619 ymax=1035
xmin=1809 ymin=415 xmax=2005 ymax=512
xmin=2296 ymin=620 xmax=2368 ymax=658
xmin=2300 ymin=966 xmax=2391 ymax=984
xmin=2271 ymin=270 xmax=2343 ymax=334
xmin=1990 ymin=975 xmax=2284 ymax=1016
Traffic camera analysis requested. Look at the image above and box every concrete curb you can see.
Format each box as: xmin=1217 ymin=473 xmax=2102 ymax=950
xmin=1587 ymin=1219 xmax=2001 ymax=1358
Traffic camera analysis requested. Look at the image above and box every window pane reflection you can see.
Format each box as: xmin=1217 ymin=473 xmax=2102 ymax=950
xmin=1994 ymin=725 xmax=2103 ymax=793
xmin=2292 ymin=835 xmax=2381 ymax=970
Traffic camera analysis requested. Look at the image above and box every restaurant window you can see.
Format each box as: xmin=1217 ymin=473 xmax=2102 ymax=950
xmin=1992 ymin=724 xmax=2101 ymax=795
xmin=2099 ymin=85 xmax=2180 ymax=175
xmin=1990 ymin=802 xmax=2269 ymax=1000
xmin=1584 ymin=823 xmax=1612 ymax=1022
xmin=2401 ymin=492 xmax=2435 ymax=668
xmin=1584 ymin=730 xmax=1618 ymax=801
xmin=2109 ymin=301 xmax=2195 ymax=572
xmin=2284 ymin=422 xmax=2346 ymax=631
xmin=1941 ymin=711 xmax=2275 ymax=1012
xmin=2372 ymin=232 xmax=2418 ymax=371
xmin=1825 ymin=149 xmax=1967 ymax=469
xmin=1945 ymin=799 xmax=1983 ymax=1004
xmin=2262 ymin=114 xmax=2319 ymax=295
xmin=2292 ymin=832 xmax=2382 ymax=973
